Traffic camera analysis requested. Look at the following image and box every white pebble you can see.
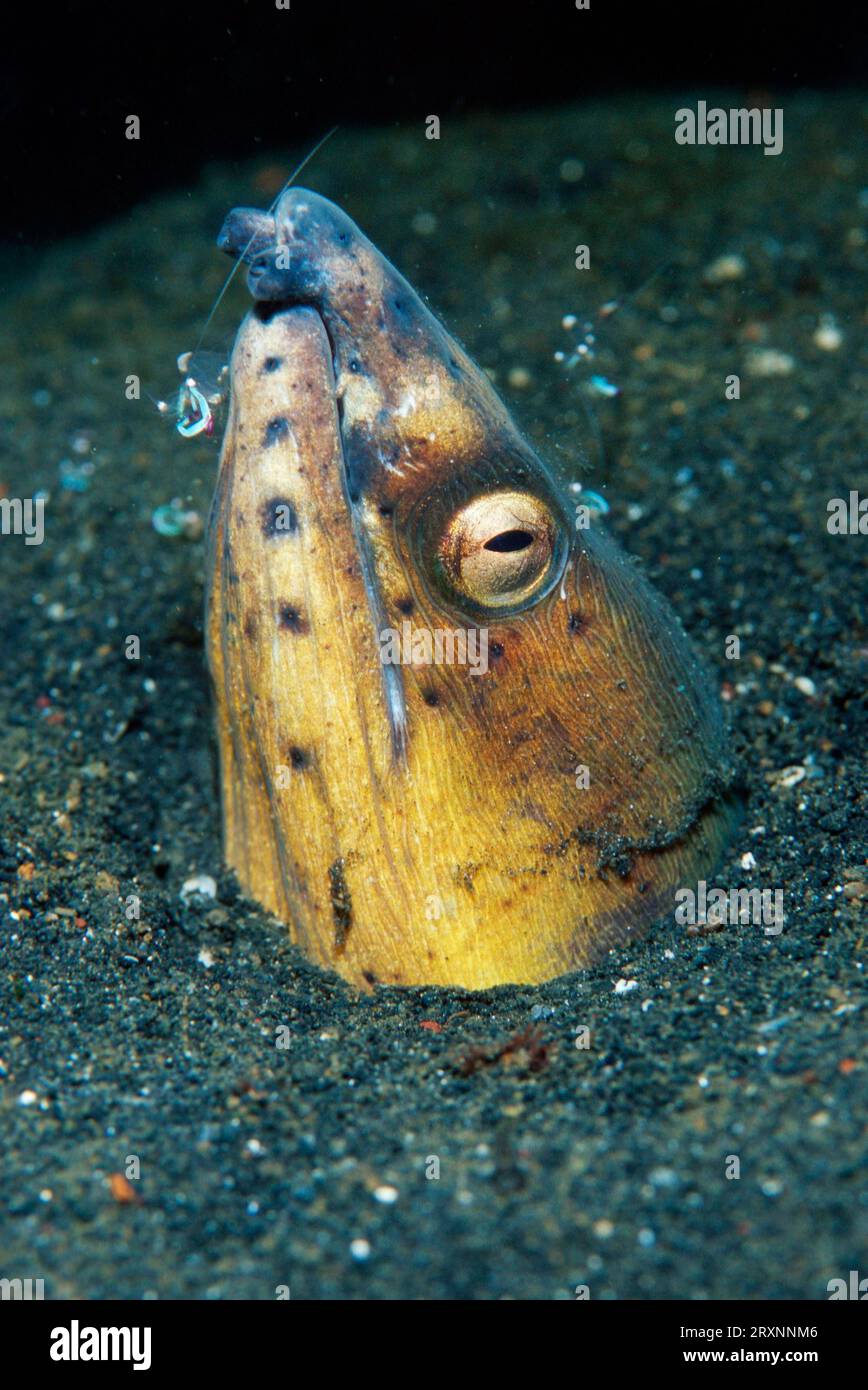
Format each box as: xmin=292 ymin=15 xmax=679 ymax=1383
xmin=18 ymin=1089 xmax=38 ymax=1106
xmin=373 ymin=1184 xmax=399 ymax=1204
xmin=649 ymin=1167 xmax=678 ymax=1189
xmin=350 ymin=1238 xmax=371 ymax=1261
xmin=813 ymin=314 xmax=842 ymax=351
xmin=747 ymin=348 xmax=795 ymax=377
xmin=614 ymin=978 xmax=639 ymax=994
xmin=704 ymin=253 xmax=747 ymax=284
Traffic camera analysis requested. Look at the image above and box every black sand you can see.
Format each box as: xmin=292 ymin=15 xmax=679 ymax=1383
xmin=0 ymin=97 xmax=866 ymax=1299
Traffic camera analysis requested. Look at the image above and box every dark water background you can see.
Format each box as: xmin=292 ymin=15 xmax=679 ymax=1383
xmin=0 ymin=97 xmax=866 ymax=1297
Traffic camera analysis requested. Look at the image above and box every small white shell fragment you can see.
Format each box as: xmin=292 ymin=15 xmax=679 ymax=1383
xmin=703 ymin=253 xmax=747 ymax=283
xmin=181 ymin=874 xmax=218 ymax=903
xmin=768 ymin=765 xmax=807 ymax=788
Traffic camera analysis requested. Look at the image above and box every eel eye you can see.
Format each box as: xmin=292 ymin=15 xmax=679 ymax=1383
xmin=438 ymin=489 xmax=559 ymax=609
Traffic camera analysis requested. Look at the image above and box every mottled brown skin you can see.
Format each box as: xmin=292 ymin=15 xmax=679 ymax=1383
xmin=206 ymin=188 xmax=736 ymax=990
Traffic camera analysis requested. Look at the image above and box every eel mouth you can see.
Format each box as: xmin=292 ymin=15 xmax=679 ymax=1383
xmin=234 ymin=300 xmax=410 ymax=762
xmin=215 ymin=174 xmax=425 ymax=769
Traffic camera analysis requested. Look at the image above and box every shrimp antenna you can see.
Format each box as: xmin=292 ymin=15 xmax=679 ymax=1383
xmin=193 ymin=124 xmax=340 ymax=352
xmin=599 ymin=258 xmax=675 ymax=321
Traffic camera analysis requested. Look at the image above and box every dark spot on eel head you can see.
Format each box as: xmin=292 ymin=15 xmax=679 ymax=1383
xmin=568 ymin=611 xmax=588 ymax=635
xmin=489 ymin=641 xmax=504 ymax=659
xmin=262 ymin=357 xmax=284 ymax=373
xmin=277 ymin=604 xmax=308 ymax=634
xmin=288 ymin=746 xmax=310 ymax=770
xmin=244 ymin=612 xmax=258 ymax=640
xmin=422 ymin=689 xmax=440 ymax=707
xmin=396 ymin=596 xmax=414 ymax=616
xmin=261 ymin=497 xmax=299 ymax=538
xmin=263 ymin=417 xmax=290 ymax=447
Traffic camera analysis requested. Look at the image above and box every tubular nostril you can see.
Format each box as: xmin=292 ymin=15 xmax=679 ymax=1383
xmin=216 ymin=208 xmax=277 ymax=262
